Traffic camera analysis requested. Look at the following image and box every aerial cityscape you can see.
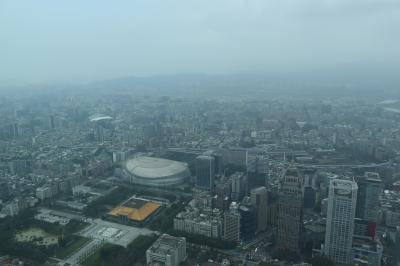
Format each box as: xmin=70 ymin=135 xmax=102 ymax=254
xmin=1 ymin=1 xmax=400 ymax=266
xmin=0 ymin=81 xmax=400 ymax=266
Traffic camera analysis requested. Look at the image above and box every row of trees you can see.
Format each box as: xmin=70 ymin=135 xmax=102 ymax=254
xmin=147 ymin=202 xmax=186 ymax=232
xmin=83 ymin=186 xmax=133 ymax=217
xmin=0 ymin=208 xmax=88 ymax=264
xmin=0 ymin=209 xmax=55 ymax=264
xmin=84 ymin=234 xmax=158 ymax=266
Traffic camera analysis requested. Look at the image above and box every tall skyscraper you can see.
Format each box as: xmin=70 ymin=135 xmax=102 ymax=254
xmin=223 ymin=202 xmax=241 ymax=243
xmin=247 ymin=155 xmax=268 ymax=189
xmin=355 ymin=172 xmax=382 ymax=222
xmin=239 ymin=197 xmax=257 ymax=241
xmin=213 ymin=176 xmax=231 ymax=210
xmin=230 ymin=172 xmax=246 ymax=202
xmin=196 ymin=155 xmax=215 ymax=191
xmin=250 ymin=186 xmax=268 ymax=232
xmin=202 ymin=150 xmax=224 ymax=176
xmin=324 ymin=178 xmax=358 ymax=265
xmin=355 ymin=172 xmax=382 ymax=239
xmin=395 ymin=226 xmax=400 ymax=266
xmin=276 ymin=167 xmax=303 ymax=253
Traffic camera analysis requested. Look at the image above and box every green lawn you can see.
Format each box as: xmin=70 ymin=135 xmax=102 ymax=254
xmin=72 ymin=221 xmax=90 ymax=233
xmin=55 ymin=236 xmax=90 ymax=259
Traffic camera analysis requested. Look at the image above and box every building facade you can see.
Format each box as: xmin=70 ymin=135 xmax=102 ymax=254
xmin=250 ymin=186 xmax=268 ymax=232
xmin=146 ymin=234 xmax=186 ymax=266
xmin=239 ymin=199 xmax=257 ymax=241
xmin=324 ymin=178 xmax=358 ymax=265
xmin=223 ymin=202 xmax=241 ymax=243
xmin=352 ymin=236 xmax=382 ymax=266
xmin=355 ymin=172 xmax=382 ymax=222
xmin=276 ymin=167 xmax=304 ymax=253
xmin=196 ymin=155 xmax=215 ymax=191
xmin=173 ymin=209 xmax=223 ymax=239
xmin=231 ymin=172 xmax=246 ymax=202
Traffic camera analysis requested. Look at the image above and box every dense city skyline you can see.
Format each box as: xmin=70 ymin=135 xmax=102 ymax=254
xmin=1 ymin=1 xmax=400 ymax=266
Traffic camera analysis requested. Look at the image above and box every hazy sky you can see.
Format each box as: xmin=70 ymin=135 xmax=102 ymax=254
xmin=1 ymin=0 xmax=400 ymax=85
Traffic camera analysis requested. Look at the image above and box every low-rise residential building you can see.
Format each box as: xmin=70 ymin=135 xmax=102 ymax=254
xmin=36 ymin=186 xmax=53 ymax=201
xmin=174 ymin=207 xmax=223 ymax=239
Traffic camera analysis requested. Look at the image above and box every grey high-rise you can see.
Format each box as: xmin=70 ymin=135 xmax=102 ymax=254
xmin=276 ymin=167 xmax=303 ymax=253
xmin=324 ymin=178 xmax=358 ymax=265
xmin=196 ymin=155 xmax=215 ymax=191
xmin=250 ymin=186 xmax=268 ymax=232
xmin=223 ymin=202 xmax=241 ymax=243
xmin=355 ymin=172 xmax=382 ymax=222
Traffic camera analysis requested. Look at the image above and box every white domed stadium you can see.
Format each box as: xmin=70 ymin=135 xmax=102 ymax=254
xmin=122 ymin=156 xmax=190 ymax=187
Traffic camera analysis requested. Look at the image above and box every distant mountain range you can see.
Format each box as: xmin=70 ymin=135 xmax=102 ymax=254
xmin=1 ymin=66 xmax=400 ymax=99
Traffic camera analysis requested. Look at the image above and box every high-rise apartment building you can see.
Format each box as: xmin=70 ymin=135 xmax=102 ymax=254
xmin=324 ymin=178 xmax=358 ymax=265
xmin=239 ymin=197 xmax=257 ymax=240
xmin=276 ymin=167 xmax=303 ymax=253
xmin=354 ymin=172 xmax=382 ymax=239
xmin=231 ymin=172 xmax=246 ymax=202
xmin=223 ymin=202 xmax=241 ymax=243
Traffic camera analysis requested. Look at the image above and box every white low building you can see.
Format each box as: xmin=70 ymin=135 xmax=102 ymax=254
xmin=146 ymin=234 xmax=186 ymax=266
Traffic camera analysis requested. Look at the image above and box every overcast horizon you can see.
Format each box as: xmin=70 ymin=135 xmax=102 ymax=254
xmin=1 ymin=0 xmax=400 ymax=86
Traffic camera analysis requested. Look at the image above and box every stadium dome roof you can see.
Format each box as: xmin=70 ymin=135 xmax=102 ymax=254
xmin=125 ymin=156 xmax=189 ymax=180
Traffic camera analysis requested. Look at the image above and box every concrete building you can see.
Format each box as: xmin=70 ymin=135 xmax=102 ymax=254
xmin=202 ymin=150 xmax=224 ymax=176
xmin=324 ymin=178 xmax=358 ymax=265
xmin=352 ymin=236 xmax=383 ymax=266
xmin=0 ymin=200 xmax=19 ymax=217
xmin=276 ymin=167 xmax=304 ymax=253
xmin=173 ymin=208 xmax=223 ymax=239
xmin=213 ymin=177 xmax=232 ymax=211
xmin=36 ymin=186 xmax=53 ymax=200
xmin=223 ymin=202 xmax=241 ymax=243
xmin=112 ymin=151 xmax=126 ymax=163
xmin=250 ymin=186 xmax=268 ymax=232
xmin=196 ymin=155 xmax=215 ymax=191
xmin=247 ymin=155 xmax=268 ymax=189
xmin=304 ymin=186 xmax=316 ymax=209
xmin=355 ymin=172 xmax=382 ymax=219
xmin=231 ymin=172 xmax=247 ymax=202
xmin=146 ymin=234 xmax=186 ymax=266
xmin=221 ymin=148 xmax=248 ymax=168
xmin=72 ymin=185 xmax=92 ymax=196
xmin=239 ymin=199 xmax=257 ymax=241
